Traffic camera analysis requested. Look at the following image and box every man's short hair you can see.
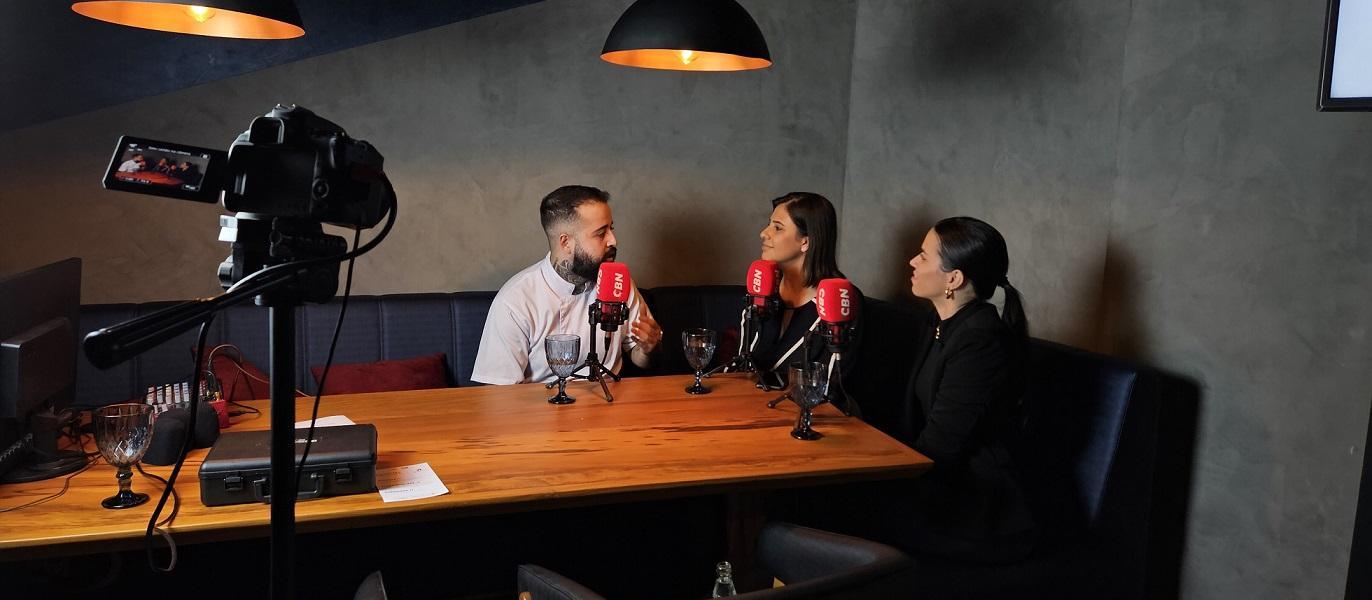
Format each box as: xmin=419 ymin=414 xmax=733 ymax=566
xmin=540 ymin=185 xmax=610 ymax=234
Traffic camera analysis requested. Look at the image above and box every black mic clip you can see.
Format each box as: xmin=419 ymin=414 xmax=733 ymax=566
xmin=745 ymin=294 xmax=782 ymax=322
xmin=816 ymin=320 xmax=856 ymax=354
xmin=589 ymin=300 xmax=628 ymax=333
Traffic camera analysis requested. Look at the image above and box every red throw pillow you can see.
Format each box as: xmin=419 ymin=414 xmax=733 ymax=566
xmin=194 ymin=346 xmax=271 ymax=403
xmin=310 ymin=353 xmax=450 ymax=395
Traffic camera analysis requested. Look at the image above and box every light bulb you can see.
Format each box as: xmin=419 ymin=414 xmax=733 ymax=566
xmin=185 ymin=5 xmax=217 ymax=23
xmin=678 ymin=50 xmax=699 ymax=65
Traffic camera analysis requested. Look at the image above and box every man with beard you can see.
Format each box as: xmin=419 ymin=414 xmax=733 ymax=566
xmin=471 ymin=185 xmax=662 ymax=385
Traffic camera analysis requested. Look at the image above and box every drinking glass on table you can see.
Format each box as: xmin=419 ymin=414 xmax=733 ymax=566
xmin=682 ymin=328 xmax=717 ymax=394
xmin=789 ymin=362 xmax=829 ymax=441
xmin=94 ymin=403 xmax=155 ymax=509
xmin=545 ymin=334 xmax=581 ymax=405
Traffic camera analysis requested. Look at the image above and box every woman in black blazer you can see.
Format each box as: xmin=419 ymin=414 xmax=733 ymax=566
xmin=785 ymin=216 xmax=1035 ymax=565
xmin=898 ymin=216 xmax=1036 ymax=563
xmin=732 ymin=192 xmax=863 ymax=391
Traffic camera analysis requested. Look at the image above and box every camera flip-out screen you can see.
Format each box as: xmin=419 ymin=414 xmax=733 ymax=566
xmin=103 ymin=136 xmax=225 ymax=203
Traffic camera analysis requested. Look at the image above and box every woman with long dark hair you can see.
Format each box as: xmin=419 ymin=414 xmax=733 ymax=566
xmin=897 ymin=215 xmax=1035 ymax=562
xmin=736 ymin=192 xmax=862 ymax=392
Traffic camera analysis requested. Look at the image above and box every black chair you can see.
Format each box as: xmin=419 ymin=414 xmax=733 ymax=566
xmin=902 ymin=340 xmax=1164 ymax=599
xmin=515 ymin=522 xmax=911 ymax=599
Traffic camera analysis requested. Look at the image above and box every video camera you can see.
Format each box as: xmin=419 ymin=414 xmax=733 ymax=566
xmin=102 ymin=104 xmax=394 ymax=301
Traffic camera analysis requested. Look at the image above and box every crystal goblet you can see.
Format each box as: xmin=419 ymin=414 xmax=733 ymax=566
xmin=94 ymin=403 xmax=155 ymax=509
xmin=790 ymin=362 xmax=829 ymax=441
xmin=545 ymin=334 xmax=581 ymax=405
xmin=682 ymin=329 xmax=717 ymax=394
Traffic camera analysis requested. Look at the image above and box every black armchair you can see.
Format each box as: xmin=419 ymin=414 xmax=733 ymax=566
xmin=515 ymin=521 xmax=912 ymax=599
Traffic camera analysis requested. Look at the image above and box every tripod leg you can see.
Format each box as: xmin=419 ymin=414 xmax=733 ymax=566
xmin=766 ymin=392 xmax=792 ymax=409
xmin=601 ymin=333 xmax=622 ymax=383
xmin=707 ymin=354 xmax=747 ymax=377
xmin=595 ymin=367 xmax=614 ymax=402
xmin=752 ymin=367 xmax=779 ymax=391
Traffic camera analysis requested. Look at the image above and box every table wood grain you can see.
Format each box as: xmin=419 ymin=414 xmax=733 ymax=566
xmin=0 ymin=373 xmax=930 ymax=559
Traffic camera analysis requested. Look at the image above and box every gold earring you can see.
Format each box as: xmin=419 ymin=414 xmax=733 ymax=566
xmin=944 ymin=288 xmax=954 ymax=300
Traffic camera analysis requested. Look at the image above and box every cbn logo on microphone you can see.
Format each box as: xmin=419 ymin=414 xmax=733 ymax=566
xmin=612 ymin=272 xmax=626 ymax=299
xmin=817 ymin=285 xmax=852 ymax=318
xmin=750 ymin=268 xmax=763 ymax=294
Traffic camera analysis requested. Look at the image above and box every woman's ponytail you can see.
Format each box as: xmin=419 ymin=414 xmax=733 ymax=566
xmin=999 ymin=279 xmax=1028 ymax=340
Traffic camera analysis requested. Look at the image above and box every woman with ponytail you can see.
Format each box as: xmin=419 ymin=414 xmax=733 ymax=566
xmin=781 ymin=217 xmax=1034 ymax=564
xmin=893 ymin=215 xmax=1036 ymax=563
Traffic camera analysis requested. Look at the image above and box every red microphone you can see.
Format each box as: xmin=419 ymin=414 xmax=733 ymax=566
xmin=593 ymin=262 xmax=631 ymax=331
xmin=815 ymin=278 xmax=856 ymax=349
xmin=746 ymin=259 xmax=780 ymax=316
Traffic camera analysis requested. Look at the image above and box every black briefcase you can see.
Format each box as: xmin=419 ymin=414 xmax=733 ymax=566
xmin=198 ymin=424 xmax=378 ymax=507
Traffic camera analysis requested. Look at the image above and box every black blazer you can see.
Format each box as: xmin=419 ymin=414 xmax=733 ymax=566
xmin=902 ymin=301 xmax=1034 ymax=542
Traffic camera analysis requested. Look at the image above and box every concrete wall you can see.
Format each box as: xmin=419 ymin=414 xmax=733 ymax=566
xmin=1 ymin=0 xmax=1368 ymax=597
xmin=0 ymin=0 xmax=857 ymax=303
xmin=839 ymin=0 xmax=1129 ymax=348
xmin=842 ymin=1 xmax=1372 ymax=598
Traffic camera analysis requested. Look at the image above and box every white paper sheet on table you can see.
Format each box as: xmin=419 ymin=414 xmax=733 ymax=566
xmin=376 ymin=462 xmax=449 ymax=503
xmin=294 ymin=415 xmax=355 ymax=428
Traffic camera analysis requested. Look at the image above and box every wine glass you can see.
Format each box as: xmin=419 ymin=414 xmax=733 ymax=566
xmin=545 ymin=334 xmax=581 ymax=405
xmin=94 ymin=403 xmax=155 ymax=509
xmin=683 ymin=328 xmax=717 ymax=394
xmin=790 ymin=362 xmax=829 ymax=441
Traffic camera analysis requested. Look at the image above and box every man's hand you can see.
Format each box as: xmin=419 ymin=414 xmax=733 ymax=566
xmin=629 ymin=312 xmax=662 ymax=355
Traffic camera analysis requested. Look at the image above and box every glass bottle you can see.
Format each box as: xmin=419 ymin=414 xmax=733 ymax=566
xmin=712 ymin=561 xmax=737 ymax=597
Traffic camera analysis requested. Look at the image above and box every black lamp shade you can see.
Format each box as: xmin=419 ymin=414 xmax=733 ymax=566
xmin=601 ymin=0 xmax=771 ymax=71
xmin=71 ymin=0 xmax=304 ymax=39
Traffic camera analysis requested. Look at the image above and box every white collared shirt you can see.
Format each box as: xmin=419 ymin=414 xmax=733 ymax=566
xmin=471 ymin=254 xmax=650 ymax=385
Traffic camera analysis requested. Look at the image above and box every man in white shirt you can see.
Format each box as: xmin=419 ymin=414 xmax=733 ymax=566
xmin=472 ymin=185 xmax=662 ymax=385
xmin=117 ymin=154 xmax=145 ymax=173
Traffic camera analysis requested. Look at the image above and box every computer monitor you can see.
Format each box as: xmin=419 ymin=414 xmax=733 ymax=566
xmin=1319 ymin=0 xmax=1372 ymax=110
xmin=0 ymin=258 xmax=87 ymax=483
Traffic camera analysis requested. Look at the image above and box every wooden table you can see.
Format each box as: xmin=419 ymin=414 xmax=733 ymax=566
xmin=0 ymin=374 xmax=930 ymax=560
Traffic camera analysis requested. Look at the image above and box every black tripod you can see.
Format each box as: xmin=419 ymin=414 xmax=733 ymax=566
xmin=707 ymin=295 xmax=781 ymax=390
xmin=566 ymin=300 xmax=624 ymax=402
xmin=84 ymin=255 xmax=338 ymax=599
xmin=84 ymin=214 xmax=391 ymax=600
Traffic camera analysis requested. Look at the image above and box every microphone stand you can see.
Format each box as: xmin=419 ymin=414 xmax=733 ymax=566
xmin=820 ymin=324 xmax=858 ymax=417
xmin=707 ymin=295 xmax=780 ymax=391
xmin=767 ymin=323 xmax=859 ymax=417
xmin=566 ymin=300 xmax=621 ymax=402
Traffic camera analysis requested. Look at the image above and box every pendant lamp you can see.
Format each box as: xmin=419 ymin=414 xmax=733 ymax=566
xmin=601 ymin=0 xmax=771 ymax=71
xmin=71 ymin=0 xmax=304 ymax=39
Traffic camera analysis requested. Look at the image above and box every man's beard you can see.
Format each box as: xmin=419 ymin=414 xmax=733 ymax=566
xmin=570 ymin=245 xmax=616 ymax=282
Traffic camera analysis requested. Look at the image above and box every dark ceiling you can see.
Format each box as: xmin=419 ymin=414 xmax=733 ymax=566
xmin=0 ymin=0 xmax=545 ymax=133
